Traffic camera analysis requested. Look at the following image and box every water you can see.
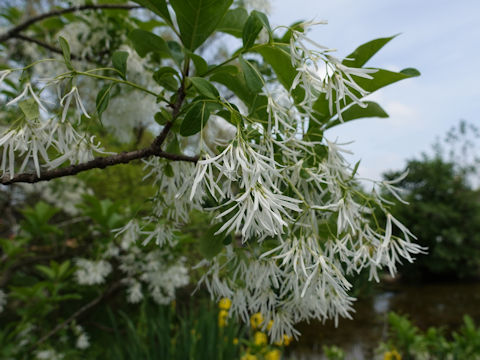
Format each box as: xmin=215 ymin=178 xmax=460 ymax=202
xmin=288 ymin=282 xmax=480 ymax=359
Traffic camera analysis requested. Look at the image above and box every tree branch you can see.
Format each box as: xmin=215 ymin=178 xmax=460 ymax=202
xmin=151 ymin=57 xmax=190 ymax=150
xmin=12 ymin=33 xmax=88 ymax=60
xmin=0 ymin=4 xmax=141 ymax=43
xmin=32 ymin=280 xmax=124 ymax=350
xmin=13 ymin=33 xmax=113 ymax=65
xmin=0 ymin=148 xmax=198 ymax=185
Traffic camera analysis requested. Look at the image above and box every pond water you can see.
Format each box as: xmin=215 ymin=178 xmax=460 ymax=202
xmin=288 ymin=281 xmax=480 ymax=359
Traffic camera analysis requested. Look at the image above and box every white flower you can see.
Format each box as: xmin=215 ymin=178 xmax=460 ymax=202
xmin=288 ymin=21 xmax=376 ymax=121
xmin=75 ymin=259 xmax=112 ymax=285
xmin=47 ymin=125 xmax=113 ymax=169
xmin=0 ymin=118 xmax=55 ymax=178
xmin=193 ymin=133 xmax=424 ymax=341
xmin=126 ymin=280 xmax=144 ymax=304
xmin=60 ymin=86 xmax=91 ymax=123
xmin=0 ymin=117 xmax=112 ymax=179
xmin=113 ymin=219 xmax=140 ymax=250
xmin=35 ymin=349 xmax=64 ymax=360
xmin=215 ymin=185 xmax=301 ymax=239
xmin=140 ymin=255 xmax=189 ymax=305
xmin=143 ymin=159 xmax=201 ymax=224
xmin=7 ymin=83 xmax=48 ymax=112
xmin=0 ymin=69 xmax=12 ymax=88
xmin=76 ymin=333 xmax=90 ymax=350
xmin=74 ymin=326 xmax=90 ymax=350
xmin=191 ymin=137 xmax=301 ymax=240
xmin=0 ymin=289 xmax=6 ymax=313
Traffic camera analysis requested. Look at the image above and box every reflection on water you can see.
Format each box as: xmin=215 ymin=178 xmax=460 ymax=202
xmin=288 ymin=282 xmax=480 ymax=360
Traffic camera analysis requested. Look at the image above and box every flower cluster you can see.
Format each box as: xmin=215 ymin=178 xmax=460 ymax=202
xmin=193 ymin=136 xmax=424 ymax=340
xmin=191 ymin=136 xmax=302 ymax=240
xmin=0 ymin=77 xmax=110 ymax=179
xmin=108 ymin=222 xmax=190 ymax=305
xmin=289 ymin=21 xmax=377 ymax=121
xmin=74 ymin=259 xmax=112 ymax=285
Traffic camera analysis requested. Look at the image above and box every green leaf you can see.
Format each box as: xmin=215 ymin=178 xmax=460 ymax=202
xmin=36 ymin=265 xmax=55 ymax=280
xmin=96 ymin=84 xmax=112 ymax=120
xmin=170 ymin=0 xmax=233 ymax=51
xmin=255 ymin=44 xmax=305 ymax=102
xmin=210 ymin=67 xmax=267 ymax=120
xmin=167 ymin=41 xmax=184 ymax=65
xmin=211 ymin=69 xmax=251 ymax=105
xmin=166 ymin=135 xmax=181 ymax=154
xmin=164 ymin=163 xmax=174 ymax=177
xmin=343 ymin=35 xmax=398 ymax=68
xmin=154 ymin=109 xmax=171 ymax=125
xmin=19 ymin=99 xmax=39 ymax=120
xmin=132 ymin=0 xmax=172 ymax=25
xmin=351 ymin=160 xmax=361 ymax=178
xmin=58 ymin=36 xmax=73 ymax=70
xmin=217 ymin=8 xmax=248 ymax=38
xmin=153 ymin=67 xmax=179 ymax=91
xmin=57 ymin=260 xmax=71 ymax=279
xmin=278 ymin=21 xmax=304 ymax=43
xmin=41 ymin=18 xmax=65 ymax=31
xmin=400 ymin=67 xmax=421 ymax=77
xmin=353 ymin=68 xmax=421 ymax=92
xmin=189 ymin=77 xmax=219 ymax=99
xmin=128 ymin=29 xmax=170 ymax=58
xmin=251 ymin=10 xmax=272 ymax=40
xmin=198 ymin=223 xmax=228 ymax=259
xmin=242 ymin=12 xmax=263 ymax=49
xmin=249 ymin=94 xmax=268 ymax=121
xmin=112 ymin=51 xmax=129 ymax=80
xmin=239 ymin=56 xmax=263 ymax=92
xmin=180 ymin=101 xmax=212 ymax=136
xmin=189 ymin=52 xmax=208 ymax=76
xmin=325 ymin=101 xmax=388 ymax=129
xmin=312 ymin=67 xmax=420 ymax=123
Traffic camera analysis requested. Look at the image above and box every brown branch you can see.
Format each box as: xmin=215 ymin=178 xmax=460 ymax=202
xmin=0 ymin=4 xmax=141 ymax=43
xmin=0 ymin=148 xmax=198 ymax=185
xmin=13 ymin=34 xmax=117 ymax=65
xmin=32 ymin=280 xmax=124 ymax=350
xmin=12 ymin=33 xmax=91 ymax=61
xmin=152 ymin=59 xmax=189 ymax=150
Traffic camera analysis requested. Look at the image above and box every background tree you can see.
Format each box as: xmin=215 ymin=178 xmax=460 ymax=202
xmin=384 ymin=121 xmax=480 ymax=279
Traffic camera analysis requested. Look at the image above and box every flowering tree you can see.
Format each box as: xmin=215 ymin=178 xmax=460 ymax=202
xmin=0 ymin=0 xmax=422 ymax=345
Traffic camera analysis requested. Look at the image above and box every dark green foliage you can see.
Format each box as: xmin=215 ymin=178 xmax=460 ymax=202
xmin=112 ymin=51 xmax=129 ymax=79
xmin=383 ymin=313 xmax=480 ymax=360
xmin=170 ymin=0 xmax=233 ymax=50
xmin=383 ymin=126 xmax=480 ymax=279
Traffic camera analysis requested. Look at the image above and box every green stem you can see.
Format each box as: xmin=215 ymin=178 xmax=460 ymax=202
xmin=75 ymin=71 xmax=169 ymax=103
xmin=202 ymin=54 xmax=240 ymax=77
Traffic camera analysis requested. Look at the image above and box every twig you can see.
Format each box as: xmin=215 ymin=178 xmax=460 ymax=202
xmin=0 ymin=4 xmax=141 ymax=43
xmin=151 ymin=57 xmax=190 ymax=150
xmin=32 ymin=280 xmax=123 ymax=350
xmin=12 ymin=34 xmax=97 ymax=63
xmin=0 ymin=148 xmax=198 ymax=185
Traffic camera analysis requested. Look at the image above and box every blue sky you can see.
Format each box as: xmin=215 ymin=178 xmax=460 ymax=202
xmin=269 ymin=0 xmax=480 ymax=180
